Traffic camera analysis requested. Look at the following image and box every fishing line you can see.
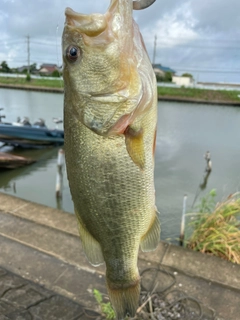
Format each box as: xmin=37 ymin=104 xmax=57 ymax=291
xmin=137 ymin=267 xmax=218 ymax=320
xmin=81 ymin=267 xmax=218 ymax=319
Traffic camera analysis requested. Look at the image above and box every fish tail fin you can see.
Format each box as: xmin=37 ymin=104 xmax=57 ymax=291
xmin=106 ymin=279 xmax=140 ymax=320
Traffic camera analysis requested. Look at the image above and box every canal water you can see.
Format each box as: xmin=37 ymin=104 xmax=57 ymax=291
xmin=1 ymin=88 xmax=240 ymax=242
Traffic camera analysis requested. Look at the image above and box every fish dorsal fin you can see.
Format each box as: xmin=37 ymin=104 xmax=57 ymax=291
xmin=75 ymin=210 xmax=104 ymax=266
xmin=140 ymin=209 xmax=160 ymax=252
xmin=124 ymin=126 xmax=145 ymax=170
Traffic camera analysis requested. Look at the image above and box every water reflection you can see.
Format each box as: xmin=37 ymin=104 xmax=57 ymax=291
xmin=191 ymin=151 xmax=212 ymax=208
xmin=1 ymin=88 xmax=240 ymax=241
xmin=0 ymin=148 xmax=59 ymax=189
xmin=192 ymin=170 xmax=212 ymax=209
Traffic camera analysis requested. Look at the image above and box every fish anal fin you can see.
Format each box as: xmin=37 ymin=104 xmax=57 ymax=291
xmin=140 ymin=210 xmax=160 ymax=252
xmin=124 ymin=126 xmax=145 ymax=170
xmin=76 ymin=213 xmax=104 ymax=266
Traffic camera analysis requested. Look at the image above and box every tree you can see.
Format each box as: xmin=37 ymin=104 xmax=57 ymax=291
xmin=164 ymin=71 xmax=173 ymax=82
xmin=51 ymin=70 xmax=61 ymax=77
xmin=156 ymin=74 xmax=164 ymax=82
xmin=0 ymin=61 xmax=11 ymax=73
xmin=26 ymin=73 xmax=31 ymax=81
xmin=155 ymin=72 xmax=173 ymax=83
xmin=182 ymin=73 xmax=193 ymax=78
xmin=30 ymin=63 xmax=37 ymax=73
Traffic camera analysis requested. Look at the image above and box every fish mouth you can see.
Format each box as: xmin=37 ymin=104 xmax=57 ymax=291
xmin=65 ymin=7 xmax=108 ymax=36
xmin=65 ymin=0 xmax=156 ymax=37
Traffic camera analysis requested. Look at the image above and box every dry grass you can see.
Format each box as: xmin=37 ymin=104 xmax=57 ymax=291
xmin=187 ymin=191 xmax=240 ymax=264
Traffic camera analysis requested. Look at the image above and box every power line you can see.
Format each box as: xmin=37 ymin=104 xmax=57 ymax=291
xmin=157 ymin=43 xmax=240 ymax=50
xmin=0 ymin=38 xmax=25 ymax=44
xmin=31 ymin=41 xmax=60 ymax=46
xmin=171 ymin=65 xmax=240 ymax=71
xmin=156 ymin=36 xmax=240 ymax=43
xmin=171 ymin=68 xmax=240 ymax=74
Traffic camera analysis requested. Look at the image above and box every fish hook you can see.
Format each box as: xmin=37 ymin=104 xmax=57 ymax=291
xmin=133 ymin=0 xmax=156 ymax=10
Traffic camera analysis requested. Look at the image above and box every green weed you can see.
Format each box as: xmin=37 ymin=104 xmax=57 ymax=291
xmin=186 ymin=191 xmax=240 ymax=264
xmin=93 ymin=289 xmax=116 ymax=320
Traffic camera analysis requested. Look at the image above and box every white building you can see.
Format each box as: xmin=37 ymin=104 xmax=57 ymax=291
xmin=172 ymin=76 xmax=194 ymax=86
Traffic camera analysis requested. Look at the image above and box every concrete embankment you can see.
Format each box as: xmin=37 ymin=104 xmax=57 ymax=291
xmin=0 ymin=192 xmax=239 ymax=319
xmin=1 ymin=83 xmax=240 ymax=106
xmin=0 ymin=83 xmax=63 ymax=94
xmin=158 ymin=95 xmax=240 ymax=106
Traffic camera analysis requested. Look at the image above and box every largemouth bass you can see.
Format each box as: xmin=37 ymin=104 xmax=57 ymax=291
xmin=62 ymin=0 xmax=160 ymax=318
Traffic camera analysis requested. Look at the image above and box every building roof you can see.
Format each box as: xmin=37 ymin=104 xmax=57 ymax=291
xmin=152 ymin=64 xmax=176 ymax=74
xmin=17 ymin=66 xmax=29 ymax=72
xmin=40 ymin=63 xmax=58 ymax=68
xmin=39 ymin=66 xmax=59 ymax=74
xmin=39 ymin=63 xmax=60 ymax=74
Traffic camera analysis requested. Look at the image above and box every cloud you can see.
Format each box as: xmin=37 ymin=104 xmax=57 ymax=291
xmin=153 ymin=2 xmax=198 ymax=47
xmin=0 ymin=0 xmax=239 ymax=82
xmin=190 ymin=0 xmax=240 ymax=35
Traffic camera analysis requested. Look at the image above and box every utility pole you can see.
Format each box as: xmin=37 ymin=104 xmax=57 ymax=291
xmin=26 ymin=35 xmax=30 ymax=76
xmin=152 ymin=35 xmax=157 ymax=65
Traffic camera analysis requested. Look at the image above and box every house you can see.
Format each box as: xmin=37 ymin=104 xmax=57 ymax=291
xmin=172 ymin=76 xmax=194 ymax=86
xmin=152 ymin=64 xmax=176 ymax=76
xmin=17 ymin=65 xmax=29 ymax=73
xmin=39 ymin=63 xmax=60 ymax=76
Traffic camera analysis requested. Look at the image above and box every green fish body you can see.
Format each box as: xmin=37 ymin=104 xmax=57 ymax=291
xmin=62 ymin=0 xmax=160 ymax=318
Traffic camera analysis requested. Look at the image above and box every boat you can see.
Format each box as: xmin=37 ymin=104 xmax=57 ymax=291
xmin=0 ymin=112 xmax=64 ymax=148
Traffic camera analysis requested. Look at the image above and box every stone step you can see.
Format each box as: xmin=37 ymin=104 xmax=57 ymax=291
xmin=1 ymin=193 xmax=240 ymax=319
xmin=0 ymin=234 xmax=106 ymax=310
xmin=0 ymin=210 xmax=105 ymax=276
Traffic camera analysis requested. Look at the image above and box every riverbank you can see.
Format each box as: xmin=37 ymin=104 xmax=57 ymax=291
xmin=0 ymin=192 xmax=239 ymax=319
xmin=1 ymin=77 xmax=240 ymax=105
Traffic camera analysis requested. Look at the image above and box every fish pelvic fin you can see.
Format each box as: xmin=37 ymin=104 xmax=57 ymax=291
xmin=140 ymin=209 xmax=160 ymax=252
xmin=75 ymin=212 xmax=104 ymax=266
xmin=106 ymin=279 xmax=140 ymax=320
xmin=124 ymin=126 xmax=145 ymax=170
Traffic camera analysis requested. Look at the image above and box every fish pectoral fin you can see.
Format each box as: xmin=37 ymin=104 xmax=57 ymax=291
xmin=125 ymin=126 xmax=145 ymax=170
xmin=76 ymin=213 xmax=104 ymax=266
xmin=140 ymin=209 xmax=160 ymax=252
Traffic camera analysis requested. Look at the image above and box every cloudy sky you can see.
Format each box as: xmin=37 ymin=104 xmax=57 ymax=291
xmin=1 ymin=0 xmax=240 ymax=82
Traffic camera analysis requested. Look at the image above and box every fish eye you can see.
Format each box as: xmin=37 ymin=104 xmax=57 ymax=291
xmin=66 ymin=45 xmax=81 ymax=62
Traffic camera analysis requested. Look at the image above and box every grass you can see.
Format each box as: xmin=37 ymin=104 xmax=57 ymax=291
xmin=1 ymin=75 xmax=240 ymax=102
xmin=0 ymin=76 xmax=63 ymax=89
xmin=186 ymin=190 xmax=240 ymax=264
xmin=157 ymin=86 xmax=240 ymax=102
xmin=93 ymin=289 xmax=115 ymax=320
